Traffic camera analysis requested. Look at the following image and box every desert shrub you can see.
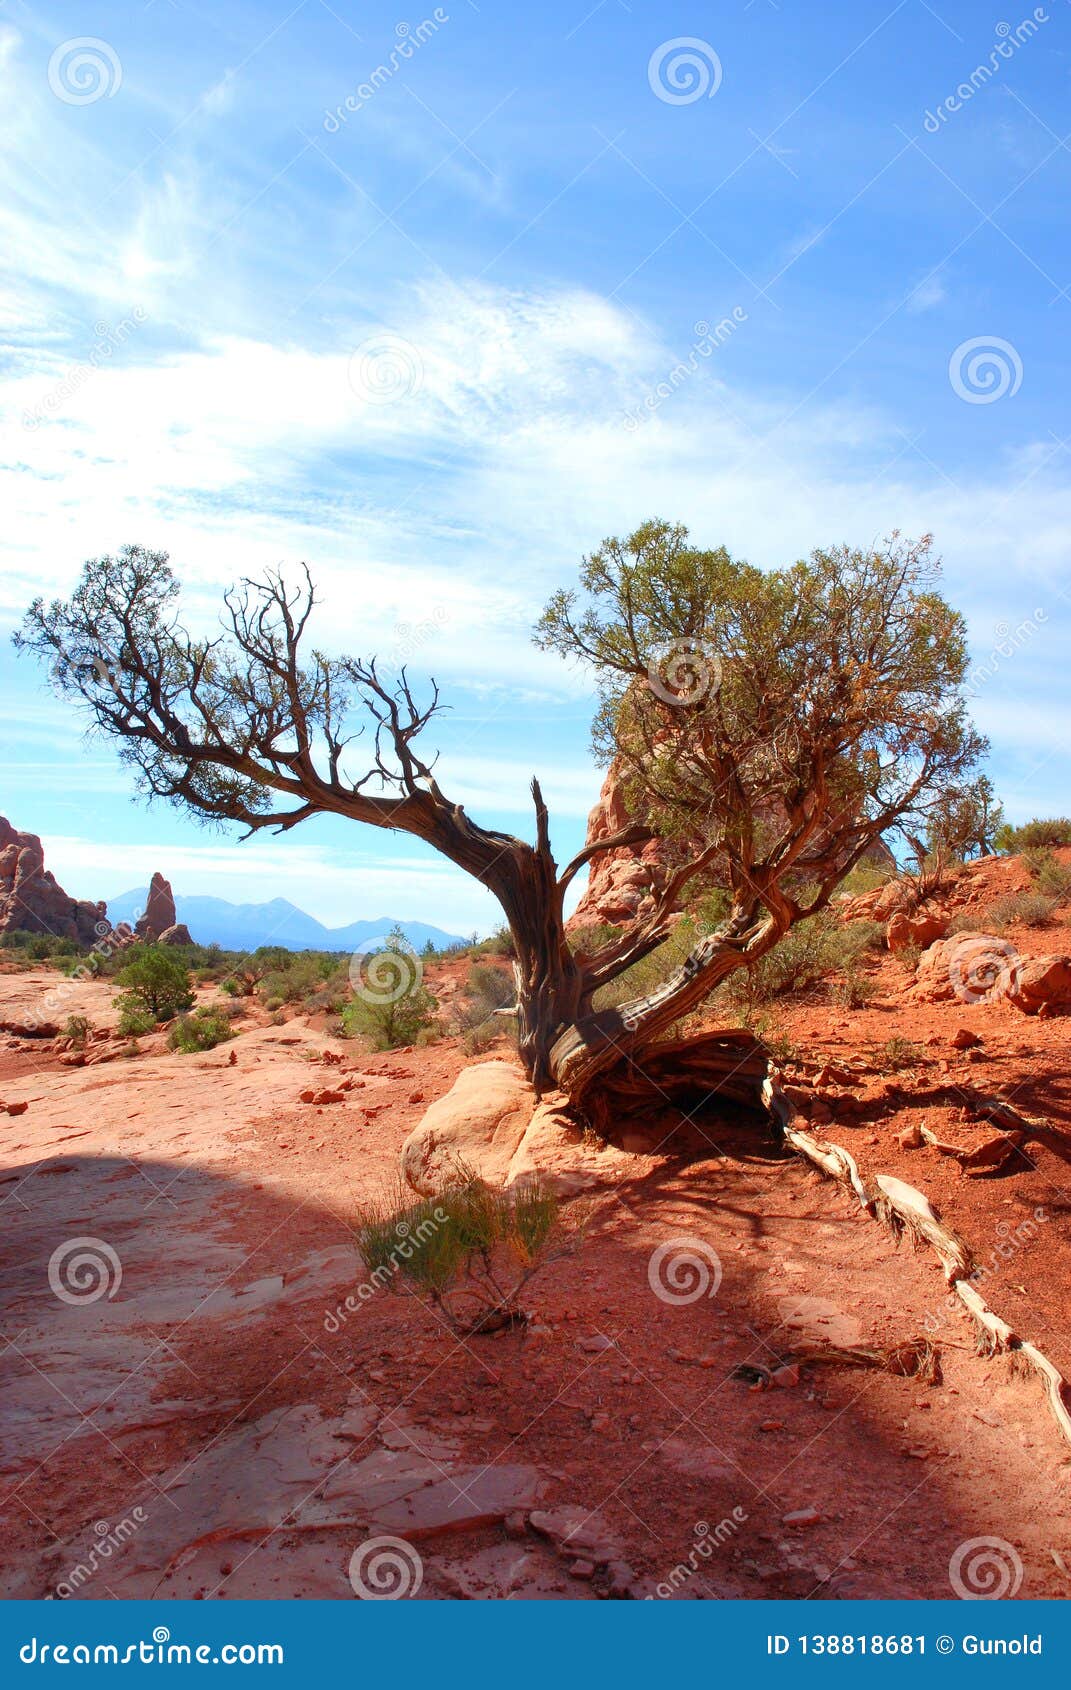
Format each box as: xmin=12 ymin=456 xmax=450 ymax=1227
xmin=831 ymin=966 xmax=871 ymax=1009
xmin=568 ymin=920 xmax=624 ymax=957
xmin=455 ymin=962 xmax=515 ymax=1034
xmin=995 ymin=817 xmax=1071 ymax=853
xmin=340 ymin=928 xmax=440 ymax=1050
xmin=113 ymin=945 xmax=194 ymax=1024
xmin=117 ymin=1003 xmax=155 ymax=1037
xmin=468 ymin=924 xmax=516 ymax=960
xmin=836 ymin=862 xmax=894 ymax=899
xmin=725 ymin=910 xmax=879 ymax=1018
xmin=872 ymin=1036 xmax=921 ymax=1072
xmin=63 ymin=1013 xmax=92 ymax=1049
xmin=352 ymin=1170 xmax=572 ymax=1335
xmin=167 ymin=1007 xmax=235 ymax=1052
xmin=1023 ymin=849 xmax=1071 ymax=900
xmin=989 ymin=891 xmax=1057 ymax=929
xmin=257 ymin=953 xmax=336 ymax=1007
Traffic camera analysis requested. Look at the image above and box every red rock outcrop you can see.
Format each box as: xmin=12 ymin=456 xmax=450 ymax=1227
xmin=135 ymin=871 xmax=177 ymax=939
xmin=0 ymin=816 xmax=109 ymax=946
xmin=569 ymin=765 xmax=896 ymax=930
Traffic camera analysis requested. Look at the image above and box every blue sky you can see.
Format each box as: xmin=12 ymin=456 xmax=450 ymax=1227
xmin=1 ymin=0 xmax=1069 ymax=933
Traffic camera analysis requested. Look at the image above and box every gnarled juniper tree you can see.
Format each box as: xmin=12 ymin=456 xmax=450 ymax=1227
xmin=16 ymin=523 xmax=983 ymax=1118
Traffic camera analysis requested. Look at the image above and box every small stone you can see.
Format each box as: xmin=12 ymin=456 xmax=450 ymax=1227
xmin=898 ymin=1122 xmax=922 ymax=1149
xmin=770 ymin=1364 xmax=800 ymax=1389
xmin=951 ymin=1027 xmax=981 ymax=1050
xmin=578 ymin=1335 xmax=614 ymax=1353
xmin=782 ymin=1507 xmax=822 ymax=1528
xmin=568 ymin=1559 xmax=595 ymax=1580
xmin=504 ymin=1511 xmax=528 ymax=1539
xmin=759 ymin=1420 xmax=784 ymax=1432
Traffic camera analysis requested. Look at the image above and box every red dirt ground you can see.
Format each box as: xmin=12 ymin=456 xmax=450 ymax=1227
xmin=1 ymin=862 xmax=1070 ymax=1601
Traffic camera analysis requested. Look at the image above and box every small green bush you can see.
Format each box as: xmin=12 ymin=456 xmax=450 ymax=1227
xmin=995 ymin=817 xmax=1071 ymax=853
xmin=64 ymin=1013 xmax=92 ymax=1049
xmin=117 ymin=1003 xmax=155 ymax=1037
xmin=1024 ymin=850 xmax=1071 ymax=900
xmin=114 ymin=945 xmax=194 ymax=1023
xmin=167 ymin=1007 xmax=235 ymax=1052
xmin=340 ymin=927 xmax=440 ymax=1050
xmin=872 ymin=1036 xmax=922 ymax=1072
xmin=352 ymin=1170 xmax=571 ymax=1335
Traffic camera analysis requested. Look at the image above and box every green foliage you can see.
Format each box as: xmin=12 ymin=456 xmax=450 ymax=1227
xmin=835 ymin=863 xmax=894 ymax=900
xmin=995 ymin=817 xmax=1071 ymax=853
xmin=537 ymin=526 xmax=984 ymax=890
xmin=340 ymin=927 xmax=439 ymax=1050
xmin=722 ymin=910 xmax=881 ymax=1020
xmin=926 ymin=774 xmax=1004 ymax=861
xmin=117 ymin=1002 xmax=156 ymax=1037
xmin=63 ymin=1014 xmax=92 ymax=1049
xmin=113 ymin=944 xmax=194 ymax=1023
xmin=1023 ymin=849 xmax=1071 ymax=900
xmin=352 ymin=1170 xmax=567 ymax=1336
xmin=872 ymin=1036 xmax=922 ymax=1072
xmin=166 ymin=1007 xmax=235 ymax=1052
xmin=0 ymin=930 xmax=78 ymax=960
xmin=568 ymin=921 xmax=624 ymax=958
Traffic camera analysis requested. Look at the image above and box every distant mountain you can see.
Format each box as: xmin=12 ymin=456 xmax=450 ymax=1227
xmin=105 ymin=889 xmax=469 ymax=955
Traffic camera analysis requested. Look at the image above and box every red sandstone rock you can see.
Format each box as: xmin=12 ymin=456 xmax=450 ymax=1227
xmin=0 ymin=815 xmax=108 ymax=946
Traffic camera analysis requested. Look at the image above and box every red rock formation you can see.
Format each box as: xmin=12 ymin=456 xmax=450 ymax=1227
xmin=0 ymin=816 xmax=109 ymax=946
xmin=569 ymin=765 xmax=896 ymax=930
xmin=135 ymin=871 xmax=176 ymax=940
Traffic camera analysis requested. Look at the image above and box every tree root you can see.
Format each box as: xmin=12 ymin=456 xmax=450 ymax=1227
xmin=763 ymin=1071 xmax=1071 ymax=1456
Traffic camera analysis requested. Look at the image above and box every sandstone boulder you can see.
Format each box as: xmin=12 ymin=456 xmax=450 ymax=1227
xmin=504 ymin=1095 xmax=631 ymax=1195
xmin=159 ymin=922 xmax=194 ymax=946
xmin=886 ymin=906 xmax=949 ymax=952
xmin=911 ymin=931 xmax=1017 ymax=1005
xmin=400 ymin=1060 xmax=536 ymax=1194
xmin=1005 ymin=954 xmax=1071 ymax=1017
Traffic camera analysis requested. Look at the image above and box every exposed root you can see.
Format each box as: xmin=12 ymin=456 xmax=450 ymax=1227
xmin=763 ymin=1070 xmax=1071 ymax=1457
